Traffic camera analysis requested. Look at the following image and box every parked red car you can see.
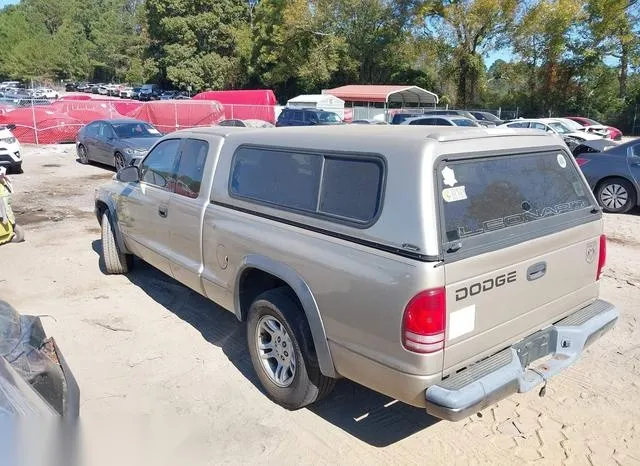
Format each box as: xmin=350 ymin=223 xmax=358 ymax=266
xmin=566 ymin=116 xmax=623 ymax=140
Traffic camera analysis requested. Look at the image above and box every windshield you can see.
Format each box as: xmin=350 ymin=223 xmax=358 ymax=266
xmin=548 ymin=122 xmax=571 ymax=134
xmin=585 ymin=118 xmax=603 ymax=126
xmin=453 ymin=118 xmax=478 ymax=127
xmin=318 ymin=112 xmax=341 ymax=123
xmin=560 ymin=119 xmax=582 ymax=130
xmin=112 ymin=122 xmax=160 ymax=138
xmin=478 ymin=112 xmax=501 ymax=122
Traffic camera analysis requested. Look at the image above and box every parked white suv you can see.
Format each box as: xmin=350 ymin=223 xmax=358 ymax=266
xmin=0 ymin=125 xmax=22 ymax=173
xmin=32 ymin=88 xmax=59 ymax=99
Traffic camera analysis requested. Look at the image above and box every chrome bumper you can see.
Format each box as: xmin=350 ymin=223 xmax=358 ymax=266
xmin=425 ymin=299 xmax=618 ymax=421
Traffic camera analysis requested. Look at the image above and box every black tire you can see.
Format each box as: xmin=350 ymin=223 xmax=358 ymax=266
xmin=114 ymin=152 xmax=126 ymax=172
xmin=596 ymin=177 xmax=637 ymax=214
xmin=9 ymin=165 xmax=23 ymax=175
xmin=10 ymin=224 xmax=24 ymax=243
xmin=100 ymin=211 xmax=132 ymax=274
xmin=78 ymin=145 xmax=89 ymax=165
xmin=247 ymin=288 xmax=335 ymax=410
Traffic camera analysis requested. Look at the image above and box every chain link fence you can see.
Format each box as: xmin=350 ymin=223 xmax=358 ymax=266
xmin=0 ymin=97 xmax=280 ymax=144
xmin=2 ymin=95 xmax=637 ymax=144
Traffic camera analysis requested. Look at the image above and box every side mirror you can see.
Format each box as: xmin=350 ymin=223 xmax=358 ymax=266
xmin=7 ymin=124 xmax=16 ymax=131
xmin=116 ymin=165 xmax=140 ymax=183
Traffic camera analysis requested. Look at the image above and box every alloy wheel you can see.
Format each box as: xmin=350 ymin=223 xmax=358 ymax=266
xmin=255 ymin=315 xmax=297 ymax=387
xmin=600 ymin=183 xmax=628 ymax=210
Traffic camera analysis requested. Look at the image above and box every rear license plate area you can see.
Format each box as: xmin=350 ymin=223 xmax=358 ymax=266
xmin=514 ymin=327 xmax=556 ymax=368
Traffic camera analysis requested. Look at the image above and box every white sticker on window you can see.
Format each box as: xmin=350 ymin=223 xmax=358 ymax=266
xmin=449 ymin=305 xmax=476 ymax=340
xmin=148 ymin=128 xmax=160 ymax=134
xmin=557 ymin=153 xmax=567 ymax=168
xmin=442 ymin=166 xmax=457 ymax=187
xmin=442 ymin=185 xmax=467 ymax=203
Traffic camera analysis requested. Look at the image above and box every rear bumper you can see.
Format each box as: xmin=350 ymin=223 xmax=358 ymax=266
xmin=425 ymin=299 xmax=618 ymax=421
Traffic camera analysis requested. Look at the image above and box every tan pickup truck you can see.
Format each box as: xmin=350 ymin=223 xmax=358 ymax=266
xmin=95 ymin=125 xmax=617 ymax=420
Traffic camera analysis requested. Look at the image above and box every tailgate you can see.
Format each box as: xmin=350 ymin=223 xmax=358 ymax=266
xmin=437 ymin=149 xmax=603 ymax=373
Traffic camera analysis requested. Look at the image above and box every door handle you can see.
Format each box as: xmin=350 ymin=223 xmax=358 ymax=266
xmin=527 ymin=262 xmax=547 ymax=281
xmin=158 ymin=205 xmax=168 ymax=218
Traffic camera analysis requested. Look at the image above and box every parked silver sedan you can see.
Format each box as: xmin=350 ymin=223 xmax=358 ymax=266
xmin=76 ymin=119 xmax=162 ymax=171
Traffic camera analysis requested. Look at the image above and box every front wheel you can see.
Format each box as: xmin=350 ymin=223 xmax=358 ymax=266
xmin=114 ymin=152 xmax=126 ymax=172
xmin=596 ymin=178 xmax=637 ymax=214
xmin=247 ymin=288 xmax=335 ymax=410
xmin=100 ymin=211 xmax=133 ymax=274
xmin=78 ymin=145 xmax=89 ymax=164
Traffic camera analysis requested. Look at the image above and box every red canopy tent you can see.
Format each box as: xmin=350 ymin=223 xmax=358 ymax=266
xmin=192 ymin=89 xmax=277 ymax=123
xmin=126 ymin=100 xmax=225 ymax=133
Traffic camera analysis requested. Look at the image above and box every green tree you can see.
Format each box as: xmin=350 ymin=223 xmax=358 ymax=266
xmin=252 ymin=0 xmax=349 ymax=95
xmin=419 ymin=0 xmax=518 ymax=107
xmin=585 ymin=0 xmax=640 ymax=98
xmin=145 ymin=0 xmax=250 ymax=90
xmin=511 ymin=0 xmax=584 ymax=114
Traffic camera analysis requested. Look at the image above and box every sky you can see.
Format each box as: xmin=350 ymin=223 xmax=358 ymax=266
xmin=485 ymin=49 xmax=514 ymax=67
xmin=0 ymin=0 xmax=17 ymax=6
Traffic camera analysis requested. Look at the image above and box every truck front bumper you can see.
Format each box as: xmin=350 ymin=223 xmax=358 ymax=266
xmin=425 ymin=299 xmax=618 ymax=421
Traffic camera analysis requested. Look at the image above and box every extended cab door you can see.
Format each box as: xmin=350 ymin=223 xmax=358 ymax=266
xmin=117 ymin=138 xmax=182 ymax=277
xmin=438 ymin=150 xmax=603 ymax=375
xmin=166 ymin=137 xmax=222 ymax=293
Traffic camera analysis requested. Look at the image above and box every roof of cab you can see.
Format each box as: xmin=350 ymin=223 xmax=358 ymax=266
xmin=178 ymin=124 xmax=550 ymax=141
xmin=169 ymin=125 xmax=561 ymax=157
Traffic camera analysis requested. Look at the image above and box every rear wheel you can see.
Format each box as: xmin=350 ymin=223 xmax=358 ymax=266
xmin=100 ymin=211 xmax=132 ymax=274
xmin=596 ymin=178 xmax=636 ymax=213
xmin=247 ymin=288 xmax=335 ymax=410
xmin=78 ymin=145 xmax=89 ymax=164
xmin=114 ymin=152 xmax=126 ymax=172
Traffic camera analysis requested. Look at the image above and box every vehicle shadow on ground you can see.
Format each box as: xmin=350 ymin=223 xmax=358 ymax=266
xmin=91 ymin=240 xmax=439 ymax=447
xmin=75 ymin=158 xmax=116 ymax=172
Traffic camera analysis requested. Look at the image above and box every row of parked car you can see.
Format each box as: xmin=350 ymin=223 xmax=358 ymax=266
xmin=0 ymin=81 xmax=59 ymax=100
xmin=64 ymin=82 xmax=191 ymax=101
xmin=390 ymin=109 xmax=622 ymax=139
xmin=274 ymin=107 xmax=622 ymax=145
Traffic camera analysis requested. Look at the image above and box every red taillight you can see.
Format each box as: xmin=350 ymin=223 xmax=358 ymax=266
xmin=575 ymin=157 xmax=590 ymax=167
xmin=402 ymin=288 xmax=446 ymax=353
xmin=597 ymin=234 xmax=607 ymax=280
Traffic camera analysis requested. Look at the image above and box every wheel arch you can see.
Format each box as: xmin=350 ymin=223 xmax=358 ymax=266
xmin=94 ymin=196 xmax=130 ymax=254
xmin=235 ymin=255 xmax=336 ymax=378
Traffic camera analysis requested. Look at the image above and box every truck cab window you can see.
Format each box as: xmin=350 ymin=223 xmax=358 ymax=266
xmin=139 ymin=139 xmax=181 ymax=190
xmin=174 ymin=139 xmax=209 ymax=199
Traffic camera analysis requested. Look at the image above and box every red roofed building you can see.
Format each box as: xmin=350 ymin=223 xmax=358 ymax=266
xmin=323 ymin=85 xmax=438 ymax=104
xmin=322 ymin=85 xmax=438 ymax=121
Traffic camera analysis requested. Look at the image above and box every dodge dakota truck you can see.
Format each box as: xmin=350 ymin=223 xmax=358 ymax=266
xmin=94 ymin=125 xmax=617 ymax=420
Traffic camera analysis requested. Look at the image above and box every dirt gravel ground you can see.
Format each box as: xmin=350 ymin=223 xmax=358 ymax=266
xmin=1 ymin=145 xmax=639 ymax=466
